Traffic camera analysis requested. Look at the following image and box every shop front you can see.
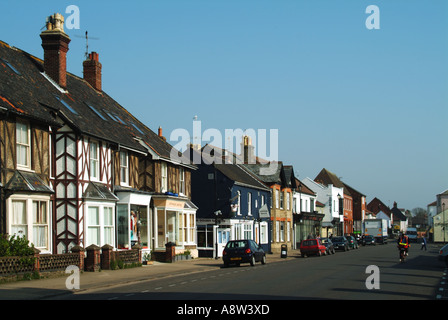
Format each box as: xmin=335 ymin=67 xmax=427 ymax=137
xmin=152 ymin=195 xmax=198 ymax=257
xmin=293 ymin=211 xmax=324 ymax=248
xmin=115 ymin=189 xmax=152 ymax=254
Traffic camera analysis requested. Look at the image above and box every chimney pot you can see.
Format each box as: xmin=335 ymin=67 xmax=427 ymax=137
xmin=40 ymin=13 xmax=71 ymax=89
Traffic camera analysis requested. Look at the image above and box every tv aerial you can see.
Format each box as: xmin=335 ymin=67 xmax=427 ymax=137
xmin=75 ymin=31 xmax=100 ymax=60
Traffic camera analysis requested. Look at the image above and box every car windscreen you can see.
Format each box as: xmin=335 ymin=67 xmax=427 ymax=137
xmin=302 ymin=240 xmax=317 ymax=246
xmin=332 ymin=237 xmax=344 ymax=242
xmin=226 ymin=241 xmax=247 ymax=249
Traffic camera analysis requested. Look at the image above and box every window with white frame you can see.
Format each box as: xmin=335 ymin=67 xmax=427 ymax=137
xmin=87 ymin=206 xmax=100 ymax=246
xmin=243 ymin=223 xmax=252 ymax=239
xmin=161 ymin=162 xmax=167 ymax=192
xmin=32 ymin=201 xmax=48 ymax=249
xmin=275 ymin=189 xmax=279 ymax=209
xmin=247 ymin=192 xmax=252 ymax=215
xmin=120 ymin=151 xmax=129 ymax=185
xmin=286 ymin=192 xmax=290 ymax=210
xmin=16 ymin=122 xmax=30 ymax=169
xmin=90 ymin=141 xmax=99 ymax=180
xmin=237 ymin=191 xmax=241 ymax=215
xmin=275 ymin=221 xmax=280 ymax=242
xmin=11 ymin=200 xmax=27 ymax=238
xmin=104 ymin=207 xmax=114 ymax=246
xmin=280 ymin=221 xmax=285 ymax=242
xmin=179 ymin=167 xmax=185 ymax=195
xmin=183 ymin=213 xmax=195 ymax=244
xmin=9 ymin=197 xmax=50 ymax=252
xmin=86 ymin=205 xmax=115 ymax=247
xmin=260 ymin=222 xmax=268 ymax=244
xmin=280 ymin=191 xmax=284 ymax=209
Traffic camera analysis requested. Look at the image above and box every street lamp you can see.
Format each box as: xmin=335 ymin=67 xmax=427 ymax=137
xmin=443 ymin=203 xmax=446 ymax=244
xmin=214 ymin=210 xmax=222 ymax=259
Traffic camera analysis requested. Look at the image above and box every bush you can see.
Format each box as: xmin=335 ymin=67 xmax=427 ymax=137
xmin=0 ymin=234 xmax=35 ymax=257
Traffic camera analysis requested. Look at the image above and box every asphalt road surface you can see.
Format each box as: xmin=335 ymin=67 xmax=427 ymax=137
xmin=60 ymin=242 xmax=446 ymax=301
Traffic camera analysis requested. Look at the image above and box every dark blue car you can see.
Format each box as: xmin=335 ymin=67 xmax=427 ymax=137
xmin=222 ymin=239 xmax=266 ymax=267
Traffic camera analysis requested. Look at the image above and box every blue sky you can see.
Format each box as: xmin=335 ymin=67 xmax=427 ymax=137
xmin=1 ymin=0 xmax=447 ymax=211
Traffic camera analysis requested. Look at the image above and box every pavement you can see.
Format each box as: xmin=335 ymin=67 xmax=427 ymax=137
xmin=0 ymin=250 xmax=301 ymax=300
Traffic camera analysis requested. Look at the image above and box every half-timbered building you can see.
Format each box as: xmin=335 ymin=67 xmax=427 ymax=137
xmin=0 ymin=13 xmax=197 ymax=256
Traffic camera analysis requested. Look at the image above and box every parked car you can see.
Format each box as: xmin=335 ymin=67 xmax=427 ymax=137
xmin=439 ymin=243 xmax=448 ymax=267
xmin=362 ymin=235 xmax=376 ymax=246
xmin=346 ymin=236 xmax=359 ymax=249
xmin=331 ymin=236 xmax=349 ymax=251
xmin=300 ymin=239 xmax=327 ymax=257
xmin=320 ymin=237 xmax=336 ymax=255
xmin=222 ymin=239 xmax=266 ymax=267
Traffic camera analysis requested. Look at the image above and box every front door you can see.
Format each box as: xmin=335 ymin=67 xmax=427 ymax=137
xmin=216 ymin=228 xmax=230 ymax=257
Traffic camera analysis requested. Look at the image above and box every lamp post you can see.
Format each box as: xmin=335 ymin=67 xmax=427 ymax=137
xmin=214 ymin=210 xmax=222 ymax=259
xmin=443 ymin=202 xmax=446 ymax=244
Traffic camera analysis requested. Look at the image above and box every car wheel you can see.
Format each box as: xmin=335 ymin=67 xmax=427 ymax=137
xmin=261 ymin=255 xmax=266 ymax=265
xmin=250 ymin=255 xmax=255 ymax=266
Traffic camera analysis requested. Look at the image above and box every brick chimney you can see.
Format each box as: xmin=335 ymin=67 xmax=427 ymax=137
xmin=241 ymin=135 xmax=255 ymax=164
xmin=40 ymin=13 xmax=71 ymax=89
xmin=83 ymin=52 xmax=102 ymax=91
xmin=158 ymin=126 xmax=166 ymax=141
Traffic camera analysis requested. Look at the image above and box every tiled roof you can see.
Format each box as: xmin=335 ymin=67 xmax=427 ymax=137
xmin=4 ymin=170 xmax=53 ymax=193
xmin=214 ymin=163 xmax=270 ymax=191
xmin=0 ymin=40 xmax=177 ymax=160
xmin=314 ymin=168 xmax=351 ymax=197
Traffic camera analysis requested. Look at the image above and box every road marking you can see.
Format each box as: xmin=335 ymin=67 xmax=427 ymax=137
xmin=155 ymin=287 xmax=162 ymax=290
xmin=141 ymin=290 xmax=149 ymax=293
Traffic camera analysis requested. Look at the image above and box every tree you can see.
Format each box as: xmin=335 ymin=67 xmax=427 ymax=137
xmin=411 ymin=207 xmax=428 ymax=228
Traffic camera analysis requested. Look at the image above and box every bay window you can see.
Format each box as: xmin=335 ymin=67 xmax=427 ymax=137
xmin=9 ymin=196 xmax=50 ymax=252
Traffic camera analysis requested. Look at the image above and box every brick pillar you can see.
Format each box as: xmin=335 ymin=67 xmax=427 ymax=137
xmin=165 ymin=242 xmax=176 ymax=263
xmin=33 ymin=248 xmax=41 ymax=273
xmin=85 ymin=244 xmax=101 ymax=272
xmin=101 ymin=244 xmax=114 ymax=270
xmin=71 ymin=245 xmax=85 ymax=271
xmin=132 ymin=244 xmax=142 ymax=264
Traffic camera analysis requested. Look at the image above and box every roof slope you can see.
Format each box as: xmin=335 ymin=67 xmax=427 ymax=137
xmin=214 ymin=163 xmax=270 ymax=191
xmin=0 ymin=40 xmax=176 ymax=159
xmin=314 ymin=168 xmax=351 ymax=196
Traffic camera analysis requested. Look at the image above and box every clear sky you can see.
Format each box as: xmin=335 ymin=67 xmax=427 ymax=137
xmin=1 ymin=0 xmax=447 ymax=211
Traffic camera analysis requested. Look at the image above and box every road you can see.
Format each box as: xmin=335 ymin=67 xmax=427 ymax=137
xmin=59 ymin=242 xmax=446 ymax=301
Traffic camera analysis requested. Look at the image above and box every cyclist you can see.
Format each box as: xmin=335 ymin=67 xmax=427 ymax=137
xmin=397 ymin=232 xmax=410 ymax=261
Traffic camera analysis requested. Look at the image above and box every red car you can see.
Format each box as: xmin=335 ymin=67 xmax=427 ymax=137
xmin=300 ymin=239 xmax=327 ymax=257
